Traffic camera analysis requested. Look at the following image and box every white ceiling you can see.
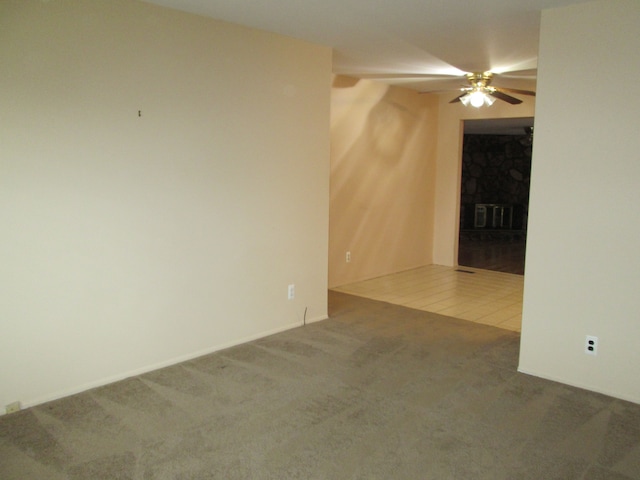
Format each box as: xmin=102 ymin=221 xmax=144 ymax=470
xmin=143 ymin=0 xmax=592 ymax=93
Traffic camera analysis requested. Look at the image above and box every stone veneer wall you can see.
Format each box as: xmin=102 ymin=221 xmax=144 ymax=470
xmin=460 ymin=134 xmax=532 ymax=231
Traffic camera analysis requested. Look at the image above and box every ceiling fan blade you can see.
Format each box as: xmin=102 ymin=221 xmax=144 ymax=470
xmin=495 ymin=86 xmax=536 ymax=96
xmin=448 ymin=93 xmax=466 ymax=104
xmin=419 ymin=86 xmax=469 ymax=95
xmin=343 ymin=73 xmax=459 ymax=80
xmin=489 ymin=90 xmax=523 ymax=105
xmin=493 ymin=68 xmax=537 ymax=79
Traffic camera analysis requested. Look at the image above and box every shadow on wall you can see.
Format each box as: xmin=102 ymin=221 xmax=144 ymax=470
xmin=329 ymin=79 xmax=438 ymax=287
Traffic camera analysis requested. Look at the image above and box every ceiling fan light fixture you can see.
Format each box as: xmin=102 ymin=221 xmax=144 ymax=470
xmin=483 ymin=93 xmax=496 ymax=106
xmin=460 ymin=88 xmax=495 ymax=108
xmin=469 ymin=90 xmax=486 ymax=107
xmin=459 ymin=93 xmax=472 ymax=107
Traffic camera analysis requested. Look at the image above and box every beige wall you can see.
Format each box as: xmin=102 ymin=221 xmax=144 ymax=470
xmin=0 ymin=0 xmax=331 ymax=410
xmin=433 ymin=94 xmax=535 ymax=267
xmin=519 ymin=0 xmax=640 ymax=403
xmin=329 ymin=78 xmax=438 ymax=287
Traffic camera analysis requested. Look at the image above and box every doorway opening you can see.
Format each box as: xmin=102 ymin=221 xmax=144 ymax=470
xmin=458 ymin=117 xmax=533 ymax=275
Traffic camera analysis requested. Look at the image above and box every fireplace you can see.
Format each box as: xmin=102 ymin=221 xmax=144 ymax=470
xmin=475 ymin=204 xmax=512 ymax=229
xmin=463 ymin=203 xmax=524 ymax=231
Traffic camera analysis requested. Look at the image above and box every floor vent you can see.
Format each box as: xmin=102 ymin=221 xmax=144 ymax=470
xmin=455 ymin=269 xmax=475 ymax=274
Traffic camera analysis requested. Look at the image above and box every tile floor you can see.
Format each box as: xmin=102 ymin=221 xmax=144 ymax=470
xmin=331 ymin=265 xmax=524 ymax=332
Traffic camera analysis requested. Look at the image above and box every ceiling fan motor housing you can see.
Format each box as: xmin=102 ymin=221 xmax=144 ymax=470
xmin=467 ymin=72 xmax=493 ymax=89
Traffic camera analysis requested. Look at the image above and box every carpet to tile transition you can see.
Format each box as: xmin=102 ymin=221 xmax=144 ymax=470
xmin=1 ymin=291 xmax=639 ymax=479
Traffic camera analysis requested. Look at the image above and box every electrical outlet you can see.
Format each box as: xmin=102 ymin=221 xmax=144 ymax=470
xmin=346 ymin=251 xmax=351 ymax=263
xmin=585 ymin=335 xmax=598 ymax=356
xmin=6 ymin=401 xmax=21 ymax=414
xmin=288 ymin=284 xmax=295 ymax=300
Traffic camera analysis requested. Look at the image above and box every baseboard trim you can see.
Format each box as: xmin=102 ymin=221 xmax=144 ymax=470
xmin=6 ymin=316 xmax=329 ymax=415
xmin=305 ymin=314 xmax=329 ymax=324
xmin=517 ymin=367 xmax=640 ymax=405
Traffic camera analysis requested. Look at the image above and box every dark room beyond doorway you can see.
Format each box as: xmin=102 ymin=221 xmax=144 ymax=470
xmin=458 ymin=118 xmax=533 ymax=275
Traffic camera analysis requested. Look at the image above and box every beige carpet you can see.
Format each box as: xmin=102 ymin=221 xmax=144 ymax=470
xmin=1 ymin=291 xmax=639 ymax=479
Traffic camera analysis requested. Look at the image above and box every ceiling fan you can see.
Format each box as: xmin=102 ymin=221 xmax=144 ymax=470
xmin=334 ymin=68 xmax=536 ymax=107
xmin=447 ymin=72 xmax=536 ymax=107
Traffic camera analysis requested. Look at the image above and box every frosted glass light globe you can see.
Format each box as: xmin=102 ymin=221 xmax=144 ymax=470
xmin=469 ymin=90 xmax=485 ymax=108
